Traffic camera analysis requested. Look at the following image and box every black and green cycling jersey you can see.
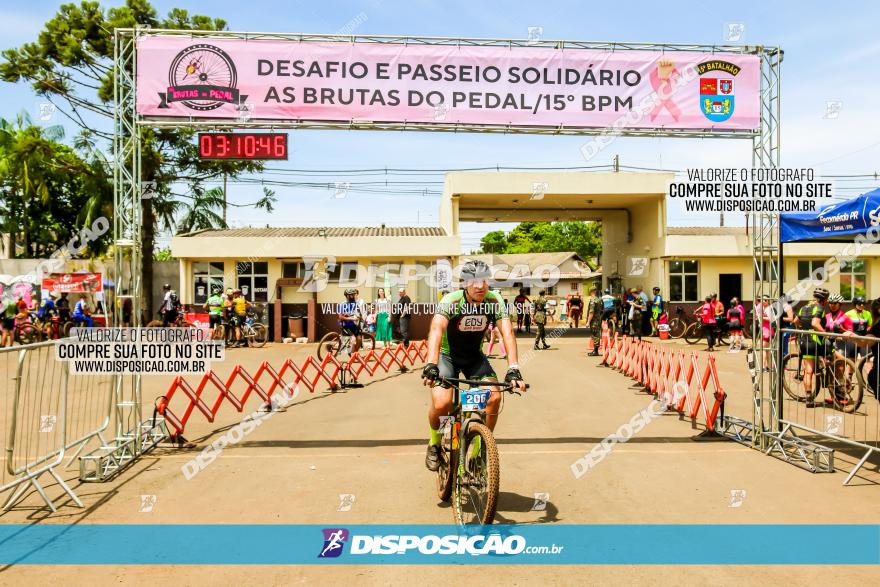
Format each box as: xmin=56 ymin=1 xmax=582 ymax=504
xmin=798 ymin=302 xmax=825 ymax=344
xmin=437 ymin=289 xmax=508 ymax=361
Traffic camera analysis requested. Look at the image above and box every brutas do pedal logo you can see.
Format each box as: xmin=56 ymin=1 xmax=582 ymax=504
xmin=158 ymin=44 xmax=248 ymax=111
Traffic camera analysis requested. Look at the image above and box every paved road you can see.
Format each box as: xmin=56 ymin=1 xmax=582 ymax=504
xmin=1 ymin=331 xmax=878 ymax=585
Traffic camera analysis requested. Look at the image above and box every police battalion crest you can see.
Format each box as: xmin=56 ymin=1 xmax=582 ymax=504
xmin=697 ymin=60 xmax=741 ymax=123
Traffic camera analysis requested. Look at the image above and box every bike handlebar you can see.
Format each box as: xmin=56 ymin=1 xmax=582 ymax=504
xmin=436 ymin=376 xmax=529 ymax=391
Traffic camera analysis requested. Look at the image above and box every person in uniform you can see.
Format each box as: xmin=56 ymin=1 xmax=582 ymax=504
xmin=585 ymin=286 xmax=602 ymax=356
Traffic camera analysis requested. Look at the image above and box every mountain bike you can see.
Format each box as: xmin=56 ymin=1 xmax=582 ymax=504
xmin=317 ymin=329 xmax=375 ymax=360
xmin=782 ymin=348 xmax=864 ymax=413
xmin=683 ymin=321 xmax=730 ymax=346
xmin=239 ymin=314 xmax=268 ymax=348
xmin=146 ymin=312 xmax=192 ymax=328
xmin=435 ymin=377 xmax=527 ymax=526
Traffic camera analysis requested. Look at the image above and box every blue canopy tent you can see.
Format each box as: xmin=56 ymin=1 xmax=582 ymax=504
xmin=781 ymin=188 xmax=880 ymax=243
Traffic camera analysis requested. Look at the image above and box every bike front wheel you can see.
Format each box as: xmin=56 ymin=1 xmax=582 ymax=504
xmin=317 ymin=332 xmax=342 ymax=360
xmin=683 ymin=323 xmax=704 ymax=345
xmin=453 ymin=422 xmax=500 ymax=526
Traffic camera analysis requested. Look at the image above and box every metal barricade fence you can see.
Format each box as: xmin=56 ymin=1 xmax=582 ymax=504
xmin=774 ymin=328 xmax=880 ymax=484
xmin=0 ymin=340 xmax=114 ymax=512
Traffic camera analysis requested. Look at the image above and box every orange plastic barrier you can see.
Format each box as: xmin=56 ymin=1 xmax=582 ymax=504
xmin=156 ymin=340 xmax=428 ymax=436
xmin=599 ymin=335 xmax=726 ymax=435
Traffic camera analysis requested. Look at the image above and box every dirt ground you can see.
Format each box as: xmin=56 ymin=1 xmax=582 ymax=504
xmin=1 ymin=330 xmax=878 ymax=585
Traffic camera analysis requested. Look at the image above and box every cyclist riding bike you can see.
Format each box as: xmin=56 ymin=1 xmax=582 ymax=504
xmin=421 ymin=260 xmax=527 ymax=472
xmin=336 ymin=288 xmax=363 ymax=354
xmin=844 ymin=295 xmax=871 ymax=358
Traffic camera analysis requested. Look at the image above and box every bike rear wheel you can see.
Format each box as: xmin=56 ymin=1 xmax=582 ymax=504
xmin=830 ymin=356 xmax=864 ymax=413
xmin=668 ymin=318 xmax=687 ymax=338
xmin=317 ymin=332 xmax=342 ymax=360
xmin=436 ymin=422 xmax=458 ymax=502
xmin=453 ymin=422 xmax=500 ymax=526
xmin=249 ymin=323 xmax=268 ymax=348
xmin=782 ymin=352 xmax=815 ymax=401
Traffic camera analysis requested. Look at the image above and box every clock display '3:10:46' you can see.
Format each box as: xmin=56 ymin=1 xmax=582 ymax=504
xmin=198 ymin=133 xmax=288 ymax=160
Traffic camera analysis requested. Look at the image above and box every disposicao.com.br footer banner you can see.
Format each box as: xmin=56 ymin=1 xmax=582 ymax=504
xmin=2 ymin=524 xmax=879 ymax=565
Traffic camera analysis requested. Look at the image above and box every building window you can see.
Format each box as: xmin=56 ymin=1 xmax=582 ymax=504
xmin=840 ymin=260 xmax=866 ymax=301
xmin=544 ymin=285 xmax=557 ymax=296
xmin=669 ymin=260 xmax=699 ymax=302
xmin=570 ymin=282 xmax=579 ymax=292
xmin=327 ymin=262 xmax=360 ymax=285
xmin=237 ymin=261 xmax=269 ymax=302
xmin=193 ymin=262 xmax=224 ymax=305
xmin=797 ymin=259 xmax=825 ymax=280
xmin=282 ymin=262 xmax=305 ymax=278
xmin=754 ymin=260 xmax=779 ymax=282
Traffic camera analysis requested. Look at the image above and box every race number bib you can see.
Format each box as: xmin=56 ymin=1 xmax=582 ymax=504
xmin=462 ymin=389 xmax=490 ymax=412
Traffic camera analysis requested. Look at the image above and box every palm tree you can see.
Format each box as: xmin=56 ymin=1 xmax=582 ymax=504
xmin=0 ymin=114 xmax=68 ymax=256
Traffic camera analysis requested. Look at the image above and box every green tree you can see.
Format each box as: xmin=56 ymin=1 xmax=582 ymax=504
xmin=1 ymin=0 xmax=263 ymax=316
xmin=478 ymin=221 xmax=602 ymax=264
xmin=0 ymin=113 xmax=111 ymax=258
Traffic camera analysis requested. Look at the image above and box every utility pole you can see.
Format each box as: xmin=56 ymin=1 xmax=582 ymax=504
xmin=223 ymin=172 xmax=228 ymax=226
xmin=613 ymin=154 xmax=619 ymax=172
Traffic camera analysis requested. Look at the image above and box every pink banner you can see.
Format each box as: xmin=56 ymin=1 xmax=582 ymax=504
xmin=136 ymin=37 xmax=760 ymax=131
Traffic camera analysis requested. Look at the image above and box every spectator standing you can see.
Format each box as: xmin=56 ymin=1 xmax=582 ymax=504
xmin=56 ymin=293 xmax=70 ymax=322
xmin=622 ymin=289 xmax=635 ymax=336
xmin=600 ymin=288 xmax=617 ymax=333
xmin=375 ymin=287 xmax=393 ymax=348
xmin=567 ymin=292 xmax=584 ymax=328
xmin=727 ymin=297 xmax=746 ymax=352
xmin=159 ymin=283 xmax=180 ymax=327
xmin=650 ymin=287 xmax=664 ymax=336
xmin=586 ymin=286 xmax=602 ymax=356
xmin=231 ymin=288 xmax=252 ymax=347
xmin=637 ymin=286 xmax=651 ymax=338
xmin=1 ymin=298 xmax=15 ymax=347
xmin=396 ymin=287 xmax=412 ymax=346
xmin=533 ymin=290 xmax=550 ymax=350
xmin=514 ymin=289 xmax=531 ymax=334
xmin=696 ymin=295 xmax=717 ymax=351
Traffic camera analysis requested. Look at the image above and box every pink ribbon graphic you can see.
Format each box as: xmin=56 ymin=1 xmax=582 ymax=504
xmin=649 ymin=67 xmax=682 ymax=122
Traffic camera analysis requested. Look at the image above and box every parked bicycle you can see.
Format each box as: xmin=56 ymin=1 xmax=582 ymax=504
xmin=238 ymin=312 xmax=268 ymax=348
xmin=147 ymin=312 xmax=192 ymax=328
xmin=668 ymin=306 xmax=695 ymax=339
xmin=434 ymin=377 xmax=526 ymax=525
xmin=782 ymin=349 xmax=864 ymax=413
xmin=316 ymin=329 xmax=375 ymax=360
xmin=683 ymin=321 xmax=730 ymax=346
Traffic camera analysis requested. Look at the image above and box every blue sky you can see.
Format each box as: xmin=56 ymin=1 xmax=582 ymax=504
xmin=2 ymin=0 xmax=879 ymax=252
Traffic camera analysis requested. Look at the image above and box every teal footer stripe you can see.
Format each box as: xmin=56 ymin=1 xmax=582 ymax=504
xmin=0 ymin=524 xmax=878 ymax=565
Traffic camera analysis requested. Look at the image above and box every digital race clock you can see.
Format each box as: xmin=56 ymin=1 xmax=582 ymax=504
xmin=198 ymin=133 xmax=288 ymax=160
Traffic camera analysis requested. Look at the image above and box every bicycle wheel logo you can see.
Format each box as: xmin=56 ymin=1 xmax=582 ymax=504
xmin=159 ymin=44 xmax=247 ymax=111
